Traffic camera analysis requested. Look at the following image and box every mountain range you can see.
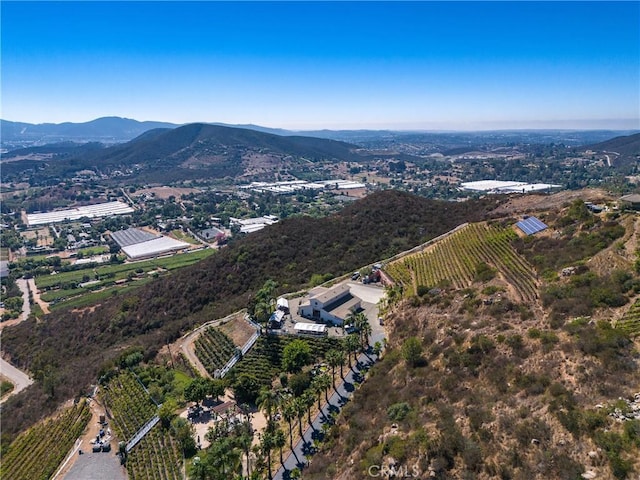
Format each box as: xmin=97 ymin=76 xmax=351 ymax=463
xmin=1 ymin=122 xmax=416 ymax=184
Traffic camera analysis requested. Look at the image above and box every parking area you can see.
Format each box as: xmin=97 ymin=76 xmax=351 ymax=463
xmin=278 ymin=281 xmax=386 ymax=340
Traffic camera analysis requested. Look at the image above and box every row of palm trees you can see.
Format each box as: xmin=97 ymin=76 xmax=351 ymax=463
xmin=256 ymin=324 xmax=377 ymax=480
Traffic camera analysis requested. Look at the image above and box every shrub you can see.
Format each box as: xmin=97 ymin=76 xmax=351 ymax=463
xmin=387 ymin=402 xmax=412 ymax=422
xmin=401 ymin=337 xmax=424 ymax=368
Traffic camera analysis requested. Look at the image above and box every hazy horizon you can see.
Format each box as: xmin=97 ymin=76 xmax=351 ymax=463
xmin=2 ymin=1 xmax=639 ymax=130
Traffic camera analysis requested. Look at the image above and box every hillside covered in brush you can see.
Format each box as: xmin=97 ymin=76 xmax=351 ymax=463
xmin=305 ymin=202 xmax=640 ymax=480
xmin=0 ymin=190 xmax=503 ymax=447
xmin=1 ymin=123 xmax=419 ymax=184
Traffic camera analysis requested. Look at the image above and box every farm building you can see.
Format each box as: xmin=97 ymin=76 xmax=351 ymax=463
xmin=120 ymin=237 xmax=190 ymax=260
xmin=111 ymin=227 xmax=190 ymax=260
xmin=297 ymin=283 xmax=361 ymax=326
xmin=294 ymin=322 xmax=327 ymax=336
xmin=619 ymin=194 xmax=640 ymax=210
xmin=110 ymin=227 xmax=159 ymax=247
xmin=198 ymin=227 xmax=225 ymax=241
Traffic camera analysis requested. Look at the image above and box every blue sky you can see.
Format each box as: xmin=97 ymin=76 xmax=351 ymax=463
xmin=2 ymin=1 xmax=639 ymax=130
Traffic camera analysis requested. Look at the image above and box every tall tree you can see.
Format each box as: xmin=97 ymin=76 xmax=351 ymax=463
xmin=281 ymin=339 xmax=312 ymax=373
xmin=325 ymin=349 xmax=341 ymax=388
xmin=282 ymin=398 xmax=296 ymax=448
xmin=274 ymin=428 xmax=286 ymax=466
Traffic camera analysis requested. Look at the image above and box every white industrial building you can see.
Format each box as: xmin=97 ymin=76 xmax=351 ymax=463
xmin=27 ymin=201 xmax=134 ymax=226
xmin=459 ymin=180 xmax=561 ymax=194
xmin=121 ymin=236 xmax=190 ymax=260
xmin=110 ymin=227 xmax=190 ymax=260
xmin=230 ymin=215 xmax=279 ymax=234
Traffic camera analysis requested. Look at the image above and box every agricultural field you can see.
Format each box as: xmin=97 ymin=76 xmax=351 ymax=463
xmin=0 ymin=399 xmax=91 ymax=480
xmin=36 ymin=249 xmax=214 ymax=308
xmin=229 ymin=335 xmax=342 ymax=387
xmin=20 ymin=227 xmax=54 ymax=247
xmin=125 ymin=424 xmax=183 ymax=480
xmin=101 ymin=371 xmax=158 ymax=441
xmin=615 ymin=298 xmax=640 ymax=337
xmin=101 ymin=371 xmax=184 ymax=480
xmin=385 ymin=222 xmax=538 ymax=301
xmin=194 ymin=328 xmax=237 ymax=376
xmin=170 ymin=229 xmax=199 ymax=245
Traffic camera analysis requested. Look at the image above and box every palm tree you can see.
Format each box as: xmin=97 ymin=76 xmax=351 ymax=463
xmin=274 ymin=428 xmax=286 ymax=466
xmin=303 ymin=391 xmax=315 ymax=425
xmin=360 ymin=321 xmax=372 ymax=349
xmin=260 ymin=431 xmax=274 ymax=480
xmin=294 ymin=397 xmax=306 ymax=437
xmin=317 ymin=373 xmax=332 ymax=404
xmin=325 ymin=349 xmax=341 ymax=388
xmin=258 ymin=387 xmax=279 ymax=426
xmin=282 ymin=398 xmax=296 ymax=448
xmin=311 ymin=376 xmax=324 ymax=410
xmin=344 ymin=334 xmax=360 ymax=367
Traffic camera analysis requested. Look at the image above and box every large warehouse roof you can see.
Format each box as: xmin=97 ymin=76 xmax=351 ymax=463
xmin=111 ymin=228 xmax=160 ymax=247
xmin=27 ymin=201 xmax=134 ymax=226
xmin=121 ymin=237 xmax=190 ymax=259
xmin=460 ymin=180 xmax=561 ymax=193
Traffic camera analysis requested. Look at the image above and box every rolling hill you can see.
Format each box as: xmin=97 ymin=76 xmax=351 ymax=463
xmin=0 ymin=117 xmax=179 ymax=146
xmin=0 ymin=190 xmax=503 ymax=446
xmin=584 ymin=132 xmax=640 ymax=167
xmin=1 ymin=123 xmax=387 ymax=184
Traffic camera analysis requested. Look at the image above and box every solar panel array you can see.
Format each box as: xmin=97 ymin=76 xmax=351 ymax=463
xmin=516 ymin=216 xmax=548 ymax=236
xmin=111 ymin=228 xmax=160 ymax=247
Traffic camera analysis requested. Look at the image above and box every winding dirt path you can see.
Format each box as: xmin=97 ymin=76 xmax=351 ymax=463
xmin=28 ymin=278 xmax=50 ymax=314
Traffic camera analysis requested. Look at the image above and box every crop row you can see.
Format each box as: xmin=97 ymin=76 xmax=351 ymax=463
xmin=231 ymin=335 xmax=341 ymax=387
xmin=102 ymin=371 xmax=158 ymax=441
xmin=1 ymin=399 xmax=91 ymax=480
xmin=616 ymin=299 xmax=640 ymax=337
xmin=385 ymin=222 xmax=538 ymax=302
xmin=194 ymin=327 xmax=237 ymax=376
xmin=126 ymin=424 xmax=183 ymax=480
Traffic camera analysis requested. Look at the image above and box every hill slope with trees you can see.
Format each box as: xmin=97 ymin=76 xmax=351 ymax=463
xmin=0 ymin=190 xmax=503 ymax=447
xmin=305 ymin=203 xmax=640 ymax=480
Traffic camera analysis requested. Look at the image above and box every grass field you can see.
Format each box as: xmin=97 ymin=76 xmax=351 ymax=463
xmin=170 ymin=229 xmax=200 ymax=245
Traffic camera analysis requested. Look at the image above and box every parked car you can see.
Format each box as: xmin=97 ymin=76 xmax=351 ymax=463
xmin=351 ymin=271 xmax=360 ymax=280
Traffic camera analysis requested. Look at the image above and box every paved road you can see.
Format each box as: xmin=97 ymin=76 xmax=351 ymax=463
xmin=273 ymin=349 xmax=379 ymax=480
xmin=0 ymin=356 xmax=34 ymax=404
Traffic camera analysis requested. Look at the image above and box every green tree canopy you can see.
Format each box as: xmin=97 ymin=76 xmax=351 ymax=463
xmin=401 ymin=336 xmax=423 ymax=368
xmin=281 ymin=339 xmax=312 ymax=373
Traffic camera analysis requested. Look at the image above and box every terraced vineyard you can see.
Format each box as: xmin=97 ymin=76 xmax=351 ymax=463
xmin=102 ymin=371 xmax=158 ymax=441
xmin=102 ymin=371 xmax=183 ymax=480
xmin=385 ymin=222 xmax=538 ymax=301
xmin=615 ymin=298 xmax=640 ymax=337
xmin=126 ymin=424 xmax=182 ymax=480
xmin=194 ymin=327 xmax=237 ymax=376
xmin=230 ymin=335 xmax=342 ymax=386
xmin=0 ymin=399 xmax=91 ymax=480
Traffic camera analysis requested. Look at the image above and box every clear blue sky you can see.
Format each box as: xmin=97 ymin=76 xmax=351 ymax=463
xmin=2 ymin=1 xmax=639 ymax=130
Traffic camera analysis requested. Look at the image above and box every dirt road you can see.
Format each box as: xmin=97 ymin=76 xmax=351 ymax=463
xmin=175 ymin=311 xmax=247 ymax=378
xmin=28 ymin=277 xmax=50 ymax=314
